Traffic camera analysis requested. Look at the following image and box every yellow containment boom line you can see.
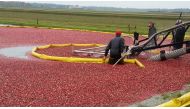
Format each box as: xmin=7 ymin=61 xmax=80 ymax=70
xmin=158 ymin=92 xmax=190 ymax=107
xmin=31 ymin=44 xmax=145 ymax=68
xmin=135 ymin=59 xmax=145 ymax=68
xmin=0 ymin=25 xmax=114 ymax=35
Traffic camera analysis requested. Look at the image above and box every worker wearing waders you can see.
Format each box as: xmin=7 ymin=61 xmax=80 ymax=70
xmin=146 ymin=22 xmax=157 ymax=47
xmin=172 ymin=20 xmax=186 ymax=50
xmin=104 ymin=31 xmax=125 ymax=64
xmin=133 ymin=32 xmax=139 ymax=45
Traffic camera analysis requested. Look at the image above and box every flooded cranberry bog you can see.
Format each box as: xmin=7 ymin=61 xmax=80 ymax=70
xmin=0 ymin=26 xmax=190 ymax=106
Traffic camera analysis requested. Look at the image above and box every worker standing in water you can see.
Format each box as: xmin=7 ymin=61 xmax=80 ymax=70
xmin=146 ymin=22 xmax=157 ymax=47
xmin=104 ymin=31 xmax=125 ymax=64
xmin=172 ymin=20 xmax=186 ymax=50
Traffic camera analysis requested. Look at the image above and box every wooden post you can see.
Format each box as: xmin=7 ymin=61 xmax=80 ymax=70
xmin=134 ymin=25 xmax=136 ymax=32
xmin=128 ymin=24 xmax=130 ymax=33
xmin=37 ymin=18 xmax=39 ymax=25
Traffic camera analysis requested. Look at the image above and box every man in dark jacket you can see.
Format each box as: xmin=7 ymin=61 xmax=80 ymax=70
xmin=172 ymin=20 xmax=186 ymax=50
xmin=146 ymin=22 xmax=157 ymax=47
xmin=104 ymin=31 xmax=125 ymax=64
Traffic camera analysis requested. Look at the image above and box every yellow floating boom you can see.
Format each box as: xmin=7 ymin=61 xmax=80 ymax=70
xmin=158 ymin=92 xmax=190 ymax=107
xmin=32 ymin=44 xmax=145 ymax=68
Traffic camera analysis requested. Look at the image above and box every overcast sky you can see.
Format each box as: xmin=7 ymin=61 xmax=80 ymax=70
xmin=28 ymin=1 xmax=190 ymax=9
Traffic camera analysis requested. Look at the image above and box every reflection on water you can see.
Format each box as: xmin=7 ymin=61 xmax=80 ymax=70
xmin=0 ymin=46 xmax=35 ymax=59
xmin=0 ymin=24 xmax=14 ymax=26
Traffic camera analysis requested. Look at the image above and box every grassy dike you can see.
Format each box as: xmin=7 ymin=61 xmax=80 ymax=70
xmin=0 ymin=8 xmax=190 ymax=35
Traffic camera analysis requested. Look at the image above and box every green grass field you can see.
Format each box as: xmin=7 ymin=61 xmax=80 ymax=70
xmin=0 ymin=8 xmax=190 ymax=35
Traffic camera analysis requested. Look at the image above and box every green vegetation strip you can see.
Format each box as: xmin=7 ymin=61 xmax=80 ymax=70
xmin=0 ymin=8 xmax=190 ymax=35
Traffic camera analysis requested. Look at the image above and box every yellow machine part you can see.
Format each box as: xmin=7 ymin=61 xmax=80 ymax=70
xmin=32 ymin=44 xmax=144 ymax=68
xmin=158 ymin=92 xmax=190 ymax=107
